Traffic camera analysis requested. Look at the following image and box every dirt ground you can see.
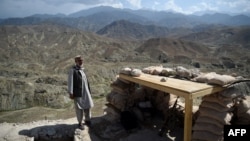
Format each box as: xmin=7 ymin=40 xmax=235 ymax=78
xmin=0 ymin=114 xmax=184 ymax=141
xmin=0 ymin=97 xmax=107 ymax=123
xmin=0 ymin=98 xmax=184 ymax=141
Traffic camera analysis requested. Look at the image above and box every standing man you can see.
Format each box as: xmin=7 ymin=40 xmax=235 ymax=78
xmin=68 ymin=55 xmax=94 ymax=130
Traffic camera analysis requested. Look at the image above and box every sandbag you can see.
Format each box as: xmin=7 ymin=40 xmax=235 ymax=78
xmin=208 ymin=74 xmax=236 ymax=86
xmin=189 ymin=68 xmax=201 ymax=78
xmin=199 ymin=100 xmax=229 ymax=112
xmin=131 ymin=69 xmax=142 ymax=77
xmin=161 ymin=68 xmax=176 ymax=77
xmin=106 ymin=91 xmax=128 ymax=110
xmin=202 ymin=94 xmax=234 ymax=109
xmin=198 ymin=106 xmax=232 ymax=125
xmin=195 ymin=116 xmax=224 ymax=128
xmin=142 ymin=65 xmax=163 ymax=75
xmin=193 ymin=72 xmax=217 ymax=83
xmin=175 ymin=66 xmax=192 ymax=79
xmin=193 ymin=122 xmax=223 ymax=135
xmin=119 ymin=67 xmax=132 ymax=75
xmin=111 ymin=78 xmax=131 ymax=90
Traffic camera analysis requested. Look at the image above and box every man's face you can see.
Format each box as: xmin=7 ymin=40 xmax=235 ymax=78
xmin=76 ymin=59 xmax=83 ymax=67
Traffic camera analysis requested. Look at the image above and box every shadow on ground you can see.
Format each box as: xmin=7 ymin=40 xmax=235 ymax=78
xmin=18 ymin=115 xmax=183 ymax=141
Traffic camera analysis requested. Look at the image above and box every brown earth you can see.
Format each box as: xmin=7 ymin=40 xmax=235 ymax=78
xmin=0 ymin=23 xmax=249 ymax=141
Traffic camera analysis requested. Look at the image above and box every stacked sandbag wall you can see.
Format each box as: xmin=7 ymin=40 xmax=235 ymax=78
xmin=105 ymin=75 xmax=182 ymax=122
xmin=104 ymin=77 xmax=131 ymax=121
xmin=104 ymin=66 xmax=186 ymax=122
xmin=104 ymin=65 xmax=250 ymax=141
xmin=192 ymin=93 xmax=234 ymax=141
xmin=192 ymin=72 xmax=250 ymax=141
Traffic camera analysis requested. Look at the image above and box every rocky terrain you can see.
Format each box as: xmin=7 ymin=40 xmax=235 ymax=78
xmin=0 ymin=114 xmax=184 ymax=141
xmin=1 ymin=23 xmax=249 ymax=111
xmin=0 ymin=5 xmax=250 ymax=141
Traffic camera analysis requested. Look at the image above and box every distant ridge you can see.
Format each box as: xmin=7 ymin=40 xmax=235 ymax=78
xmin=96 ymin=20 xmax=170 ymax=40
xmin=1 ymin=6 xmax=250 ymax=31
xmin=68 ymin=6 xmax=119 ymax=17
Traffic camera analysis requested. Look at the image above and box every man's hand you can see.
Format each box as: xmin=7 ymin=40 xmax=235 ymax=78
xmin=69 ymin=94 xmax=74 ymax=99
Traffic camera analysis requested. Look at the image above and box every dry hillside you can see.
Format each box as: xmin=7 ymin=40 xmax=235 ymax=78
xmin=0 ymin=23 xmax=249 ymax=124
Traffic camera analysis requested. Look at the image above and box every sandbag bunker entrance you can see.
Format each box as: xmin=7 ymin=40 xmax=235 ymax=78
xmin=105 ymin=66 xmax=250 ymax=141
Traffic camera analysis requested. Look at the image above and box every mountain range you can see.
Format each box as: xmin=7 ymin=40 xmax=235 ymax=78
xmin=0 ymin=6 xmax=250 ymax=116
xmin=1 ymin=6 xmax=250 ymax=32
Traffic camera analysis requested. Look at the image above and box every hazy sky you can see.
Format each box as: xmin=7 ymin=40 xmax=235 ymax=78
xmin=0 ymin=0 xmax=250 ymax=18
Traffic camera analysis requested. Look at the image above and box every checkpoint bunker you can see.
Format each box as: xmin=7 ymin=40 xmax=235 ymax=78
xmin=104 ymin=65 xmax=250 ymax=141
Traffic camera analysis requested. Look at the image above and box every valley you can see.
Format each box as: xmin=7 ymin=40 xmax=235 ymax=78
xmin=0 ymin=6 xmax=250 ymax=123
